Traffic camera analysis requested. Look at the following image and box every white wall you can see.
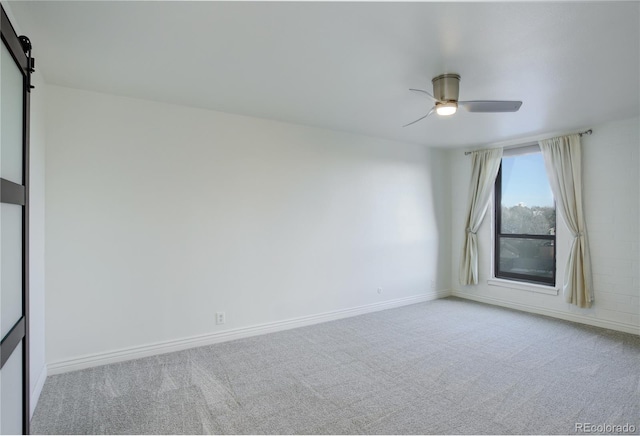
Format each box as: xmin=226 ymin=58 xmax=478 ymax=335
xmin=450 ymin=117 xmax=640 ymax=334
xmin=45 ymin=85 xmax=450 ymax=365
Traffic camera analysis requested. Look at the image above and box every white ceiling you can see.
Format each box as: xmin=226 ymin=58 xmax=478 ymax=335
xmin=8 ymin=1 xmax=640 ymax=148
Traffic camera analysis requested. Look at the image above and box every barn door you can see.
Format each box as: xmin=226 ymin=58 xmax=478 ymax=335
xmin=0 ymin=5 xmax=34 ymax=434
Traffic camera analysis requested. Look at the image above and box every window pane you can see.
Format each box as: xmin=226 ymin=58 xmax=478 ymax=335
xmin=499 ymin=237 xmax=554 ymax=279
xmin=1 ymin=43 xmax=24 ymax=184
xmin=0 ymin=340 xmax=23 ymax=435
xmin=500 ymin=205 xmax=556 ymax=235
xmin=1 ymin=203 xmax=23 ymax=337
xmin=500 ymin=153 xmax=555 ymax=235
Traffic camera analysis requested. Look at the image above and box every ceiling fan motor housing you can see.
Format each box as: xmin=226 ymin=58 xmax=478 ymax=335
xmin=432 ymin=73 xmax=460 ymax=102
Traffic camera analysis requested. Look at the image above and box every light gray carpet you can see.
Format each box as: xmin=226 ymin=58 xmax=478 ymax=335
xmin=31 ymin=297 xmax=640 ymax=435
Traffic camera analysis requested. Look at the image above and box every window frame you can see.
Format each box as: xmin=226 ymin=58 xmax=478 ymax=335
xmin=494 ymin=151 xmax=556 ymax=287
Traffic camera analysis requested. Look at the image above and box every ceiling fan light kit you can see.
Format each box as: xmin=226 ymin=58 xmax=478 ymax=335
xmin=436 ymin=101 xmax=458 ymax=116
xmin=404 ymin=73 xmax=523 ymax=127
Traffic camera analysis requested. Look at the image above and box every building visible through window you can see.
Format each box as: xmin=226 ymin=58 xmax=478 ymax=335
xmin=495 ymin=147 xmax=556 ymax=286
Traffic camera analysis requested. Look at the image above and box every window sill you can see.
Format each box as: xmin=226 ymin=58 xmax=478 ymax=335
xmin=487 ymin=278 xmax=559 ymax=295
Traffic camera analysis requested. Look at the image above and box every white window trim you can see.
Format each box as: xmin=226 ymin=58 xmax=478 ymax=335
xmin=487 ymin=278 xmax=559 ymax=295
xmin=489 ymin=143 xmax=560 ymax=296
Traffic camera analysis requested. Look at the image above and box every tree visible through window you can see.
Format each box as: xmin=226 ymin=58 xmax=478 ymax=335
xmin=495 ymin=149 xmax=556 ymax=286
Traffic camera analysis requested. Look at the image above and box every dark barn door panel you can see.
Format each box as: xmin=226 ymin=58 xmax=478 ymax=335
xmin=1 ymin=5 xmax=34 ymax=434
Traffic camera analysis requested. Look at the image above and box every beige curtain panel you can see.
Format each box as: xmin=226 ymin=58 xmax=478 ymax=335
xmin=459 ymin=148 xmax=502 ymax=285
xmin=539 ymin=134 xmax=594 ymax=308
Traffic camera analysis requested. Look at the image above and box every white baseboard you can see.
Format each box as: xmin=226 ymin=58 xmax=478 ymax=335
xmin=48 ymin=290 xmax=450 ymax=375
xmin=30 ymin=365 xmax=47 ymax=418
xmin=451 ymin=290 xmax=640 ymax=335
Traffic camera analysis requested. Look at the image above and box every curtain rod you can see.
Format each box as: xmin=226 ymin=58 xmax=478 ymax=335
xmin=464 ymin=129 xmax=593 ymax=155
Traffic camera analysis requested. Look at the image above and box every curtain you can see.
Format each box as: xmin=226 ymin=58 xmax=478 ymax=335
xmin=539 ymin=134 xmax=593 ymax=308
xmin=459 ymin=148 xmax=503 ymax=285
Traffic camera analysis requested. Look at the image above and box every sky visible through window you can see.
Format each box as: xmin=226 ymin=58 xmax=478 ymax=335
xmin=501 ymin=152 xmax=554 ymax=207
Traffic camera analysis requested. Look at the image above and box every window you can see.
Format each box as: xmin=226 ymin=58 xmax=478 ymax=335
xmin=494 ymin=146 xmax=556 ymax=286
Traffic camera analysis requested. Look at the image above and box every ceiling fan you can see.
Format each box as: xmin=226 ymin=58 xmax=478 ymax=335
xmin=404 ymin=73 xmax=522 ymax=127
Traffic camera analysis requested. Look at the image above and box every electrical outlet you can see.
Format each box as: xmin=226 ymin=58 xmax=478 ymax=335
xmin=430 ymin=280 xmax=436 ymax=290
xmin=216 ymin=312 xmax=226 ymax=325
xmin=377 ymin=287 xmax=383 ymax=294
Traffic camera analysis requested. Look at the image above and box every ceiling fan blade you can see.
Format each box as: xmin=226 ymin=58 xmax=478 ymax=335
xmin=403 ymin=107 xmax=436 ymax=127
xmin=459 ymin=100 xmax=522 ymax=113
xmin=409 ymin=88 xmax=437 ymax=102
